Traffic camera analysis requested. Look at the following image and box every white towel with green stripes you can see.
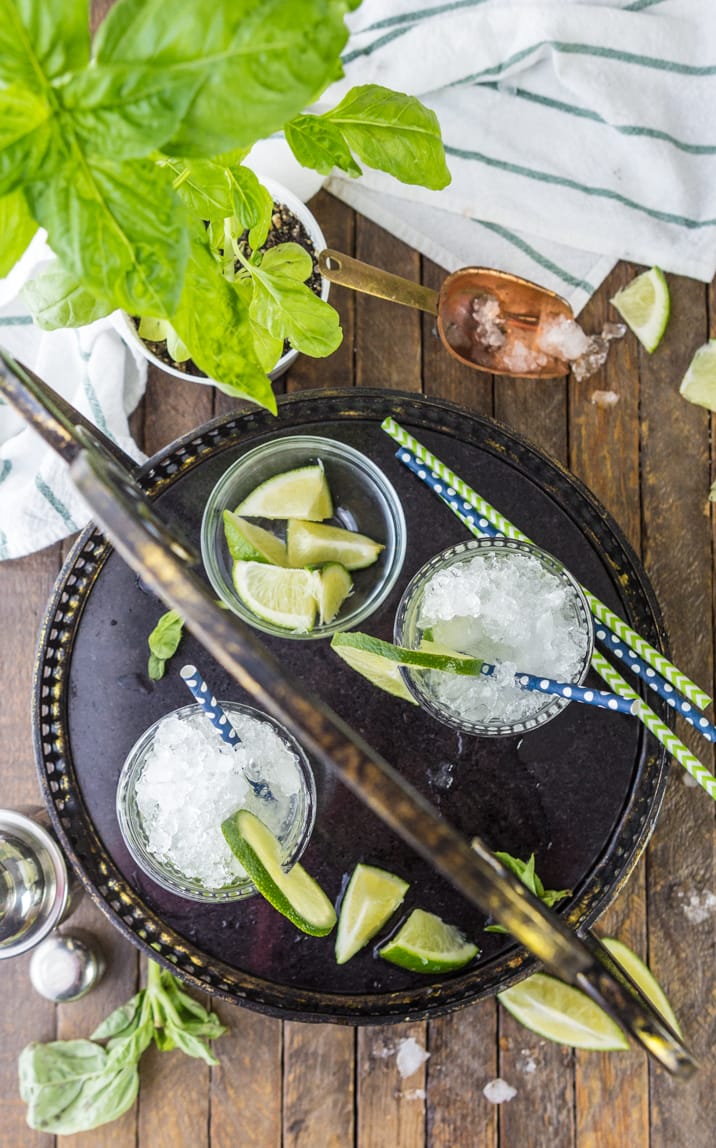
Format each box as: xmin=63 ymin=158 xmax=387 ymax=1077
xmin=0 ymin=237 xmax=147 ymax=561
xmin=320 ymin=0 xmax=716 ymax=313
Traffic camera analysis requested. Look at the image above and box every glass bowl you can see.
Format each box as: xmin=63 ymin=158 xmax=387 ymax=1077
xmin=201 ymin=435 xmax=407 ymax=639
xmin=394 ymin=538 xmax=594 ymax=737
xmin=116 ymin=701 xmax=316 ymax=902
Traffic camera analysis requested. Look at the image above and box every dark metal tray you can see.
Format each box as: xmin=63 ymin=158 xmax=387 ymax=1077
xmin=34 ymin=389 xmax=668 ymax=1022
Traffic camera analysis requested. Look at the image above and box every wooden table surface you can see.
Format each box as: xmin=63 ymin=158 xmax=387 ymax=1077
xmin=1 ymin=192 xmax=714 ymax=1148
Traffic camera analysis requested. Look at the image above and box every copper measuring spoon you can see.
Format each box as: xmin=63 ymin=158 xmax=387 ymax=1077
xmin=317 ymin=249 xmax=574 ymax=379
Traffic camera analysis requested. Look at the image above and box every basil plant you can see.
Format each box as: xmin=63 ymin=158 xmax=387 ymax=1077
xmin=0 ymin=0 xmax=450 ymax=412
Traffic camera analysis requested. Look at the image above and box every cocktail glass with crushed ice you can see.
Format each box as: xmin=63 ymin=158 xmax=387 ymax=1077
xmin=116 ymin=702 xmax=316 ymax=901
xmin=394 ymin=538 xmax=594 ymax=736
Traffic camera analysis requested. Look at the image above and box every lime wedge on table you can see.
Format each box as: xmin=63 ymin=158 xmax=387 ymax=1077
xmin=316 ymin=563 xmax=353 ymax=625
xmin=287 ymin=520 xmax=384 ymax=570
xmin=378 ymin=908 xmax=478 ymax=973
xmin=497 ymin=936 xmax=680 ymax=1049
xmin=679 ymin=339 xmax=716 ymax=411
xmin=232 ymin=561 xmax=317 ymax=631
xmin=610 ymin=267 xmax=670 ymax=352
xmin=221 ymin=810 xmax=336 ymax=936
xmin=223 ymin=511 xmax=288 ymax=566
xmin=335 ymin=863 xmax=409 ymax=964
xmin=498 ymin=974 xmax=629 ymax=1050
xmin=236 ymin=464 xmax=333 ymax=520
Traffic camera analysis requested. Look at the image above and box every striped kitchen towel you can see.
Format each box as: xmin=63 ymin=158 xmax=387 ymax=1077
xmin=0 ymin=236 xmax=147 ymax=561
xmin=318 ymin=0 xmax=716 ymax=313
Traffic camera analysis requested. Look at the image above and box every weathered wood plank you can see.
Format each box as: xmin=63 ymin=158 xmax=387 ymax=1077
xmin=427 ymin=1003 xmax=498 ymax=1148
xmin=0 ymin=545 xmax=64 ymax=1148
xmin=639 ymin=275 xmax=715 ymax=1148
xmin=284 ymin=1023 xmax=355 ymax=1148
xmin=211 ymin=1006 xmax=282 ymax=1148
xmin=142 ymin=365 xmax=215 ymax=455
xmin=357 ymin=1022 xmax=427 ymax=1148
xmin=355 ymin=219 xmax=422 ymax=394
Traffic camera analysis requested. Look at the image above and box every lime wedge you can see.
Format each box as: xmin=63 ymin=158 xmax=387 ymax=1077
xmin=236 ymin=463 xmax=333 ymax=521
xmin=287 ymin=520 xmax=384 ymax=570
xmin=331 ymin=632 xmax=480 ymax=674
xmin=679 ymin=339 xmax=716 ymax=411
xmin=610 ymin=267 xmax=670 ymax=353
xmin=330 ymin=634 xmax=417 ymax=703
xmin=378 ymin=908 xmax=478 ymax=973
xmin=335 ymin=863 xmax=409 ymax=964
xmin=223 ymin=511 xmax=288 ymax=566
xmin=221 ymin=810 xmax=336 ymax=936
xmin=498 ymin=974 xmax=629 ymax=1050
xmin=602 ymin=937 xmax=681 ymax=1035
xmin=232 ymin=561 xmax=317 ymax=631
xmin=316 ymin=563 xmax=353 ymax=625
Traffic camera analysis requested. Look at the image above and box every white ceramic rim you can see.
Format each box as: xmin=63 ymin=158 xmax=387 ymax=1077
xmin=114 ymin=175 xmax=329 ymax=385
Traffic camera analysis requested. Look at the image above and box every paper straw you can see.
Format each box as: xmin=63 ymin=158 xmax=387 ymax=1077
xmin=397 ymin=446 xmax=716 ymax=741
xmin=180 ymin=664 xmax=240 ymax=747
xmin=501 ymin=669 xmax=637 ymax=716
xmin=383 ymin=416 xmax=711 ymax=711
xmin=386 ymin=438 xmax=716 ymax=800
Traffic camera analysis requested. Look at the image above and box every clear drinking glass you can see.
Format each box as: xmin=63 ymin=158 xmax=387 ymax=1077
xmin=116 ymin=702 xmax=317 ymax=902
xmin=394 ymin=537 xmax=594 ymax=737
xmin=201 ymin=435 xmax=407 ymax=639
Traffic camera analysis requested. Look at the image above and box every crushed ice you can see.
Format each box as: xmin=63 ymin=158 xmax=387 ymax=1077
xmin=676 ymin=888 xmax=716 ymax=924
xmin=483 ymin=1078 xmax=517 ymax=1104
xmin=396 ymin=1037 xmax=430 ymax=1078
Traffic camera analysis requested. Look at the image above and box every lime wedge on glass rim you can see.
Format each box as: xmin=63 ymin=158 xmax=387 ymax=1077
xmin=378 ymin=908 xmax=479 ymax=973
xmin=497 ymin=936 xmax=680 ymax=1049
xmin=222 ymin=510 xmax=288 ymax=566
xmin=221 ymin=810 xmax=336 ymax=936
xmin=287 ymin=520 xmax=384 ymax=570
xmin=235 ymin=463 xmax=333 ymax=520
xmin=679 ymin=339 xmax=716 ymax=411
xmin=232 ymin=561 xmax=318 ymax=631
xmin=335 ymin=863 xmax=409 ymax=964
xmin=609 ymin=267 xmax=670 ymax=352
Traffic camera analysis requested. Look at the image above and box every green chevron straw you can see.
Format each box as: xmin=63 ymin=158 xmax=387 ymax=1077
xmin=381 ymin=417 xmax=716 ymax=801
xmin=382 ymin=416 xmax=710 ymax=710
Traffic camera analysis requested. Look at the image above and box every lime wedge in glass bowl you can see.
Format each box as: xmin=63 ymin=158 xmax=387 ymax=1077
xmin=222 ymin=511 xmax=288 ymax=565
xmin=221 ymin=810 xmax=336 ymax=936
xmin=316 ymin=563 xmax=353 ymax=625
xmin=232 ymin=562 xmax=318 ymax=632
xmin=236 ymin=463 xmax=333 ymax=521
xmin=335 ymin=863 xmax=409 ymax=964
xmin=378 ymin=908 xmax=478 ymax=973
xmin=287 ymin=520 xmax=384 ymax=570
xmin=610 ymin=267 xmax=670 ymax=352
xmin=679 ymin=339 xmax=716 ymax=411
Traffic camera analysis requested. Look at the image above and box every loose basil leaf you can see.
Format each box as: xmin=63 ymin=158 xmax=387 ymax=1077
xmin=247 ymin=242 xmax=341 ymax=358
xmin=18 ymin=1040 xmax=139 ymax=1135
xmin=147 ymin=653 xmax=166 ymax=682
xmin=147 ymin=609 xmax=184 ymax=669
xmin=164 ymin=1025 xmax=220 ymax=1066
xmin=57 ymin=64 xmax=200 ymax=161
xmin=485 ymin=852 xmax=570 ymax=933
xmin=323 ymin=84 xmax=451 ymax=190
xmin=0 ymin=84 xmax=66 ymax=196
xmin=172 ymin=232 xmax=277 ymax=412
xmin=91 ymin=993 xmax=144 ymax=1043
xmin=22 ymin=262 xmax=112 ymax=329
xmin=0 ymin=188 xmax=37 ymax=276
xmin=24 ymin=156 xmax=190 ymax=317
xmin=0 ymin=0 xmax=90 ymax=88
xmin=284 ymin=114 xmax=361 ymax=178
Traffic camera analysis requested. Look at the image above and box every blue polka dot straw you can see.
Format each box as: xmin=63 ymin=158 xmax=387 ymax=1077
xmin=180 ymin=664 xmax=240 ymax=747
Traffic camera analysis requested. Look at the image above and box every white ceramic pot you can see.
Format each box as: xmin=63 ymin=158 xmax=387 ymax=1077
xmin=115 ymin=177 xmax=329 ymax=386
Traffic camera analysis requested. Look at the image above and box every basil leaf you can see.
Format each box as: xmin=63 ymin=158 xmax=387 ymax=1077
xmin=57 ymin=64 xmax=200 ymax=161
xmin=284 ymin=114 xmax=362 ymax=178
xmin=0 ymin=84 xmax=66 ymax=196
xmin=147 ymin=653 xmax=166 ymax=681
xmin=91 ymin=992 xmax=144 ymax=1042
xmin=24 ymin=156 xmax=190 ymax=317
xmin=486 ymin=852 xmax=570 ymax=933
xmin=250 ymin=320 xmax=284 ymax=373
xmin=323 ymin=84 xmax=451 ymax=190
xmin=94 ymin=0 xmax=349 ymax=158
xmin=0 ymin=0 xmax=90 ymax=88
xmin=18 ymin=1040 xmax=139 ymax=1135
xmin=22 ymin=262 xmax=112 ymax=329
xmin=172 ymin=233 xmax=277 ymax=412
xmin=147 ymin=609 xmax=184 ymax=664
xmin=230 ymin=166 xmax=273 ymax=247
xmin=247 ymin=243 xmax=341 ymax=358
xmin=0 ymin=189 xmax=37 ymax=276
xmin=160 ymin=157 xmax=234 ymax=220
xmin=164 ymin=1025 xmax=220 ymax=1066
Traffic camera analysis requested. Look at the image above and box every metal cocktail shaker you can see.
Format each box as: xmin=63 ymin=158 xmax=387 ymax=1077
xmin=0 ymin=806 xmax=75 ymax=959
